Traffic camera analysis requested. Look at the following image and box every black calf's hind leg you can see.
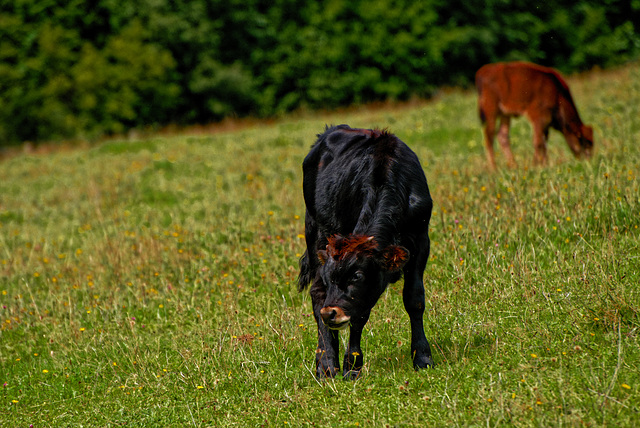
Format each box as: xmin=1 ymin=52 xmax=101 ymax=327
xmin=402 ymin=242 xmax=433 ymax=369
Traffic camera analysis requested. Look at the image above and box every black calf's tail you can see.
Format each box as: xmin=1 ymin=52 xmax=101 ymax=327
xmin=297 ymin=250 xmax=312 ymax=291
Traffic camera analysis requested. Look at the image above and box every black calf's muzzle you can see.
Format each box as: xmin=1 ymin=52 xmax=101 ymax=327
xmin=320 ymin=306 xmax=350 ymax=330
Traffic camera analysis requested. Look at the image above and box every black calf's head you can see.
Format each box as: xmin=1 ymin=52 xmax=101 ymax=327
xmin=317 ymin=234 xmax=409 ymax=330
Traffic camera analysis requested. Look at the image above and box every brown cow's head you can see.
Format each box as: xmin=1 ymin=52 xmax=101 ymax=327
xmin=579 ymin=124 xmax=594 ymax=158
xmin=316 ymin=234 xmax=409 ymax=330
xmin=566 ymin=124 xmax=594 ymax=159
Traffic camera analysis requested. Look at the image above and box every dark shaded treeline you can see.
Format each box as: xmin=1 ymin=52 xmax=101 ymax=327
xmin=1 ymin=0 xmax=638 ymax=145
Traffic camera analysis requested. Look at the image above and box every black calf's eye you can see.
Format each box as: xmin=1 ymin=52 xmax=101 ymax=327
xmin=352 ymin=271 xmax=364 ymax=283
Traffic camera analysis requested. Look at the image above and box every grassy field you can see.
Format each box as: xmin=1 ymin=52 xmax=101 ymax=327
xmin=1 ymin=62 xmax=639 ymax=427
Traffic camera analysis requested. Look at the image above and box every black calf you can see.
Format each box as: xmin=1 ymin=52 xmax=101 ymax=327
xmin=298 ymin=124 xmax=434 ymax=379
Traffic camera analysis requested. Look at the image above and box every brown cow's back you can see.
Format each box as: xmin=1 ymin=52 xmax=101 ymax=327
xmin=476 ymin=62 xmax=570 ymax=119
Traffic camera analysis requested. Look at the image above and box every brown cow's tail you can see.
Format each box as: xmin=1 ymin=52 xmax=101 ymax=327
xmin=297 ymin=250 xmax=312 ymax=291
xmin=475 ymin=73 xmax=487 ymax=124
xmin=478 ymin=105 xmax=487 ymax=124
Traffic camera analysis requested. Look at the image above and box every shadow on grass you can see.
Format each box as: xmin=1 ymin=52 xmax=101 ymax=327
xmin=429 ymin=332 xmax=496 ymax=366
xmin=366 ymin=331 xmax=496 ymax=375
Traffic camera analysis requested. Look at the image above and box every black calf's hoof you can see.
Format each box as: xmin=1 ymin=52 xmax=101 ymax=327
xmin=413 ymin=354 xmax=434 ymax=370
xmin=343 ymin=370 xmax=362 ymax=380
xmin=316 ymin=365 xmax=340 ymax=379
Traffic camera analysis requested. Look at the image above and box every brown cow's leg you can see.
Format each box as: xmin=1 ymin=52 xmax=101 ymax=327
xmin=482 ymin=120 xmax=497 ymax=170
xmin=479 ymin=96 xmax=499 ymax=170
xmin=497 ymin=116 xmax=516 ymax=168
xmin=402 ymin=234 xmax=433 ymax=370
xmin=343 ymin=312 xmax=370 ymax=380
xmin=311 ymin=280 xmax=340 ymax=378
xmin=532 ymin=125 xmax=549 ymax=165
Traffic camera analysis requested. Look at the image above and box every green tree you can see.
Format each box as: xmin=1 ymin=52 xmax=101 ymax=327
xmin=71 ymin=20 xmax=179 ymax=137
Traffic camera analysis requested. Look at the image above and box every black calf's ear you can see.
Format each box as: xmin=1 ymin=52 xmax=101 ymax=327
xmin=381 ymin=245 xmax=409 ymax=272
xmin=317 ymin=250 xmax=328 ymax=265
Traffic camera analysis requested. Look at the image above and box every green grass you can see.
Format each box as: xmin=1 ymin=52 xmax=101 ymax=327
xmin=1 ymin=63 xmax=639 ymax=427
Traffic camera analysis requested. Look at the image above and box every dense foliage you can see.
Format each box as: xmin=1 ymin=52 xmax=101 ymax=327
xmin=1 ymin=0 xmax=639 ymax=144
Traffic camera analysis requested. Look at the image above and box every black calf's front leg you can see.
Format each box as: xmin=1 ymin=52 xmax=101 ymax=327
xmin=311 ymin=281 xmax=340 ymax=378
xmin=342 ymin=312 xmax=370 ymax=380
xmin=315 ymin=322 xmax=339 ymax=378
xmin=402 ymin=252 xmax=434 ymax=369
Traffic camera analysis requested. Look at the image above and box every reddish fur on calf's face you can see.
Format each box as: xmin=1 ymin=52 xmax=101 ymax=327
xmin=323 ymin=234 xmax=377 ymax=261
xmin=383 ymin=245 xmax=410 ymax=272
xmin=317 ymin=234 xmax=409 ymax=272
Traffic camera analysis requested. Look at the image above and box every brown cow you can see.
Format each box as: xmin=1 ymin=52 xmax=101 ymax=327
xmin=475 ymin=61 xmax=593 ymax=169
